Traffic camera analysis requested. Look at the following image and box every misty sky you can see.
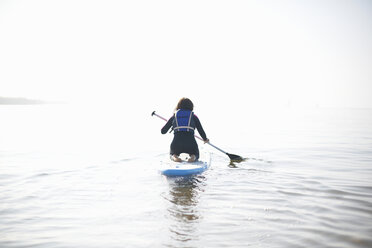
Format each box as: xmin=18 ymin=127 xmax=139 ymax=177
xmin=1 ymin=0 xmax=371 ymax=109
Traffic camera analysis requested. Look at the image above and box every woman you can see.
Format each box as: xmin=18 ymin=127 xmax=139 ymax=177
xmin=161 ymin=98 xmax=209 ymax=162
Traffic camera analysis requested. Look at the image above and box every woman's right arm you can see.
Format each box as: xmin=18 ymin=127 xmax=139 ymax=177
xmin=161 ymin=116 xmax=174 ymax=134
xmin=194 ymin=115 xmax=208 ymax=141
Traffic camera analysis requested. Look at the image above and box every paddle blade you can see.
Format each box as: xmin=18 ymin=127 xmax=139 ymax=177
xmin=227 ymin=153 xmax=244 ymax=162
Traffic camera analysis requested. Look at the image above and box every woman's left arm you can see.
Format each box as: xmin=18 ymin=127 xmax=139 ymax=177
xmin=161 ymin=116 xmax=174 ymax=134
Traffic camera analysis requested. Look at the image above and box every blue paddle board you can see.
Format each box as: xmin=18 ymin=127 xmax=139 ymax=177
xmin=159 ymin=150 xmax=211 ymax=177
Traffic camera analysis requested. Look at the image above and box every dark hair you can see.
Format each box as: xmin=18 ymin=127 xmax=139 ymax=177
xmin=175 ymin=97 xmax=194 ymax=111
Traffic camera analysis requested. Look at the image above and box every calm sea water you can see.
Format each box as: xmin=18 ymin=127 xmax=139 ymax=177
xmin=1 ymin=105 xmax=372 ymax=248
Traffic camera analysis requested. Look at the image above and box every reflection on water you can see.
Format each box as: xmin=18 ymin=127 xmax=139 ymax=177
xmin=228 ymin=157 xmax=273 ymax=168
xmin=2 ymin=106 xmax=372 ymax=247
xmin=162 ymin=176 xmax=206 ymax=247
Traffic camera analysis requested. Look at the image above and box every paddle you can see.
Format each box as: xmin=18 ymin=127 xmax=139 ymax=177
xmin=152 ymin=111 xmax=244 ymax=162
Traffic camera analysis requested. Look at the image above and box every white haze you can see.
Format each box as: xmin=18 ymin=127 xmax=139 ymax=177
xmin=0 ymin=0 xmax=371 ymax=111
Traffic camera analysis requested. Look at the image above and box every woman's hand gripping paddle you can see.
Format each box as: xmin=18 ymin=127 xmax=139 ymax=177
xmin=152 ymin=111 xmax=244 ymax=162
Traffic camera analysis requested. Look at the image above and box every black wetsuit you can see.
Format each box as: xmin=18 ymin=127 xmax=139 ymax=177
xmin=161 ymin=114 xmax=207 ymax=160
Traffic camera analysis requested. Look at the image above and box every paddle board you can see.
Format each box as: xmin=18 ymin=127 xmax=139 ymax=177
xmin=159 ymin=149 xmax=211 ymax=177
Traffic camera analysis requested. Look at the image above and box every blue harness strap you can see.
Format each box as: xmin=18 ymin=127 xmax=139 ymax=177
xmin=174 ymin=110 xmax=195 ymax=132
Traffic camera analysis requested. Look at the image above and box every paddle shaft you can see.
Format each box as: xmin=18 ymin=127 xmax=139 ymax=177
xmin=152 ymin=111 xmax=228 ymax=155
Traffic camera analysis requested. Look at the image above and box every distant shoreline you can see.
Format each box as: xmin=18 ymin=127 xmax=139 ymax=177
xmin=0 ymin=96 xmax=46 ymax=105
